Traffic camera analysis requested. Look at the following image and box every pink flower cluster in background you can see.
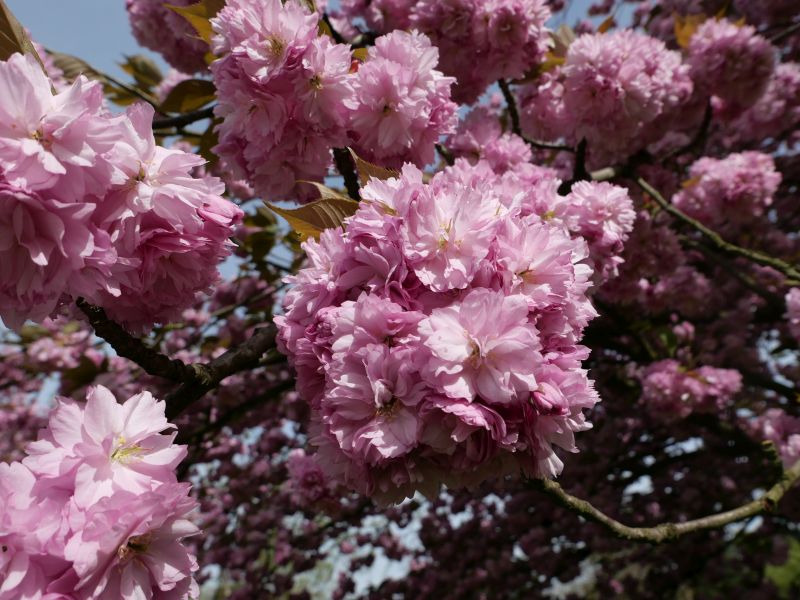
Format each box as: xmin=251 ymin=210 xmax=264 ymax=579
xmin=0 ymin=386 xmax=198 ymax=599
xmin=518 ymin=29 xmax=693 ymax=165
xmin=639 ymin=359 xmax=742 ymax=421
xmin=210 ymin=0 xmax=456 ymax=200
xmin=125 ymin=0 xmax=209 ymax=73
xmin=672 ymin=151 xmax=781 ymax=233
xmin=687 ymin=18 xmax=775 ymax=112
xmin=0 ymin=52 xmax=242 ymax=332
xmin=276 ymin=160 xmax=634 ymax=501
xmin=341 ymin=0 xmax=551 ymax=103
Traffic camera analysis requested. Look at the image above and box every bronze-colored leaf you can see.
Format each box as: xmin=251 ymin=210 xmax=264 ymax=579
xmin=0 ymin=0 xmax=43 ymax=64
xmin=347 ymin=148 xmax=399 ymax=186
xmin=674 ymin=12 xmax=706 ymax=49
xmin=120 ymin=54 xmax=163 ymax=90
xmin=597 ymin=16 xmax=615 ymax=33
xmin=166 ymin=2 xmax=214 ymax=44
xmin=297 ymin=181 xmax=351 ymax=201
xmin=266 ymin=197 xmax=360 ymax=241
xmin=160 ymin=79 xmax=216 ymax=113
xmin=203 ymin=0 xmax=226 ymax=17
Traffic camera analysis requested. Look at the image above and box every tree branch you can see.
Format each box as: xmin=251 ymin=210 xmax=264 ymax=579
xmin=636 ymin=177 xmax=800 ymax=283
xmin=333 ymin=147 xmax=361 ymax=200
xmin=499 ymin=78 xmax=521 ymax=136
xmin=530 ymin=458 xmax=800 ymax=543
xmin=76 ymin=298 xmax=194 ymax=383
xmin=164 ymin=324 xmax=278 ymax=419
xmin=152 ymin=106 xmax=215 ymax=130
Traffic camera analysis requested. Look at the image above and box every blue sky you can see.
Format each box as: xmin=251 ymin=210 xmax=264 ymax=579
xmin=7 ymin=0 xmax=166 ymax=79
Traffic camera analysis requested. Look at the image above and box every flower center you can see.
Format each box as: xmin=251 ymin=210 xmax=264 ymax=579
xmin=117 ymin=533 xmax=152 ymax=561
xmin=111 ymin=436 xmax=143 ymax=464
xmin=266 ymin=36 xmax=285 ymax=57
xmin=310 ymin=74 xmax=323 ymax=89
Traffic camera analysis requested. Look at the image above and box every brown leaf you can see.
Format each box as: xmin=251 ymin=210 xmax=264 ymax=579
xmin=120 ymin=54 xmax=163 ymax=90
xmin=166 ymin=2 xmax=214 ymax=44
xmin=348 ymin=148 xmax=399 ymax=186
xmin=266 ymin=197 xmax=360 ymax=241
xmin=0 ymin=0 xmax=42 ymax=64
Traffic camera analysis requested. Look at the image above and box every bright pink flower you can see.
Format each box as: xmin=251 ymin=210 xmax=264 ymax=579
xmin=419 ymin=289 xmax=541 ymax=402
xmin=745 ymin=408 xmax=800 ymax=468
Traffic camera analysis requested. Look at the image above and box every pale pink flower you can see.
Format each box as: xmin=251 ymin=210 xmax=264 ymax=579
xmin=419 ymin=289 xmax=541 ymax=402
xmin=62 ymin=483 xmax=199 ymax=600
xmin=324 ymin=344 xmax=428 ymax=464
xmin=24 ymin=385 xmax=186 ymax=508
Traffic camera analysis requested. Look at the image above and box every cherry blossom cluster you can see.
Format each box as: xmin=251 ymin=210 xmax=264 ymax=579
xmin=275 ymin=160 xmax=639 ymax=501
xmin=745 ymin=408 xmax=800 ymax=468
xmin=518 ymin=29 xmax=693 ymax=165
xmin=210 ymin=0 xmax=456 ymax=200
xmin=687 ymin=18 xmax=775 ymax=112
xmin=786 ymin=288 xmax=800 ymax=343
xmin=639 ymin=359 xmax=742 ymax=421
xmin=672 ymin=151 xmax=781 ymax=232
xmin=0 ymin=386 xmax=198 ymax=599
xmin=125 ymin=0 xmax=208 ymax=73
xmin=447 ymin=104 xmax=534 ymax=175
xmin=0 ymin=52 xmax=242 ymax=332
xmin=340 ymin=0 xmax=550 ymax=103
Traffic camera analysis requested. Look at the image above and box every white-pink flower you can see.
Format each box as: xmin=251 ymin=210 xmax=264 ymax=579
xmin=24 ymin=385 xmax=186 ymax=508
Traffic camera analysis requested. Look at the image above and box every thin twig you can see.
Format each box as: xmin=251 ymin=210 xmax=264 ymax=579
xmin=770 ymin=20 xmax=800 ymax=44
xmin=530 ymin=458 xmax=800 ymax=544
xmin=165 ymin=324 xmax=278 ymax=419
xmin=76 ymin=299 xmax=194 ymax=383
xmin=436 ymin=143 xmax=455 ymax=166
xmin=152 ymin=106 xmax=215 ymax=129
xmin=636 ymin=177 xmax=800 ymax=283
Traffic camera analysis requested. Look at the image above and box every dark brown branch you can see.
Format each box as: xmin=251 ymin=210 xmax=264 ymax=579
xmin=165 ymin=324 xmax=278 ymax=419
xmin=76 ymin=298 xmax=193 ymax=383
xmin=322 ymin=12 xmax=346 ymax=45
xmin=499 ymin=78 xmax=521 ymax=136
xmin=333 ymin=147 xmax=361 ymax=200
xmin=152 ymin=106 xmax=215 ymax=130
xmin=530 ymin=458 xmax=800 ymax=544
xmin=436 ymin=143 xmax=455 ymax=166
xmin=636 ymin=177 xmax=800 ymax=283
xmin=558 ymin=138 xmax=589 ymax=195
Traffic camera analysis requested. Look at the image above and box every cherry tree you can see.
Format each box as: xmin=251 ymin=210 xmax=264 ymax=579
xmin=1 ymin=0 xmax=800 ymax=597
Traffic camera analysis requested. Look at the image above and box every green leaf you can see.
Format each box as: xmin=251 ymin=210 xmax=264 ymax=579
xmin=160 ymin=79 xmax=216 ymax=113
xmin=0 ymin=0 xmax=41 ymax=63
xmin=347 ymin=148 xmax=399 ymax=186
xmin=266 ymin=197 xmax=360 ymax=241
xmin=120 ymin=54 xmax=163 ymax=91
xmin=167 ymin=2 xmax=214 ymax=44
xmin=766 ymin=537 xmax=800 ymax=598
